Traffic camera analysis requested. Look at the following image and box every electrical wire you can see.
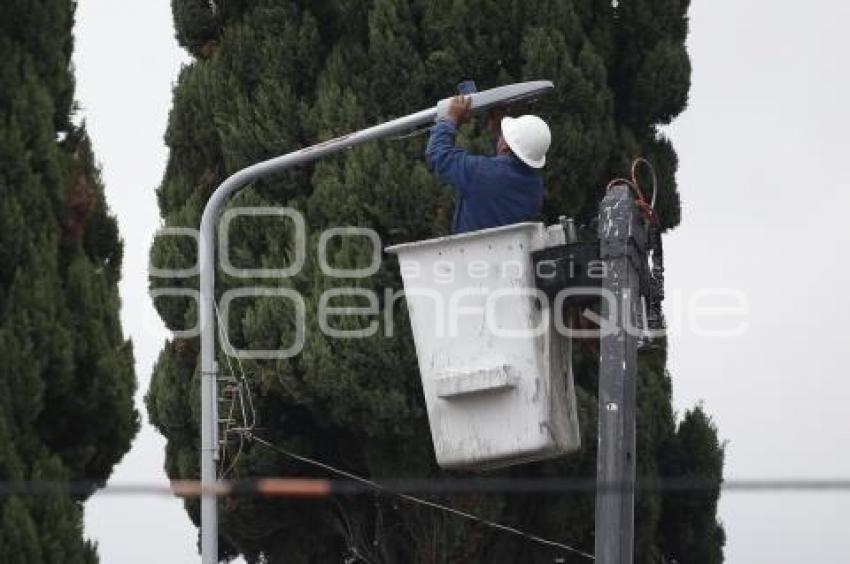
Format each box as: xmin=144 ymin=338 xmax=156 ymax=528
xmin=218 ymin=386 xmax=240 ymax=477
xmin=605 ymin=159 xmax=660 ymax=226
xmin=213 ymin=301 xmax=242 ymax=477
xmin=213 ymin=300 xmax=258 ymax=432
xmin=630 ymin=157 xmax=658 ymax=209
xmin=248 ymin=433 xmax=595 ymax=561
xmin=213 ymin=300 xmax=258 ymax=478
xmin=4 ymin=477 xmax=850 ymax=498
xmin=232 ymin=350 xmax=257 ymax=430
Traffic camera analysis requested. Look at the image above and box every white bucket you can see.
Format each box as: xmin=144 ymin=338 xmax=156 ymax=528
xmin=387 ymin=222 xmax=580 ymax=470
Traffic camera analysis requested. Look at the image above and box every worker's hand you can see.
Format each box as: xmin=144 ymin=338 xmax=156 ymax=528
xmin=446 ymin=95 xmax=472 ymax=126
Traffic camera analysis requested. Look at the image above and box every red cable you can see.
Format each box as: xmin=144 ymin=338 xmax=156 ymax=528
xmin=605 ymin=160 xmax=660 ymax=226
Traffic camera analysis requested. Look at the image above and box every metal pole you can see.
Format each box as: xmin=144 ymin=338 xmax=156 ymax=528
xmin=594 ymin=184 xmax=646 ymax=564
xmin=197 ymin=80 xmax=555 ymax=563
xmin=198 ymin=106 xmax=436 ymax=564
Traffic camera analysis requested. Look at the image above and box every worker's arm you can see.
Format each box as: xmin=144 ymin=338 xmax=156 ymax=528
xmin=425 ymin=97 xmax=485 ymax=196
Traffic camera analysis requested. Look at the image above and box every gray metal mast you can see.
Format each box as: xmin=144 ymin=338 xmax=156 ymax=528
xmin=594 ymin=184 xmax=646 ymax=564
xmin=196 ymin=81 xmax=554 ymax=564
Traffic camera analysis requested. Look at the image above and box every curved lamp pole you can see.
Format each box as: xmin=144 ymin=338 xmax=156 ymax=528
xmin=197 ymin=80 xmax=554 ymax=563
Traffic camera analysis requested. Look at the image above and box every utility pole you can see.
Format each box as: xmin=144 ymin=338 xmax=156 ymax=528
xmin=594 ymin=184 xmax=646 ymax=564
xmin=195 ymin=81 xmax=554 ymax=564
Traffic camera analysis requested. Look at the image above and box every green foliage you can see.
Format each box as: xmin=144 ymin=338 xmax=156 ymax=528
xmin=659 ymin=406 xmax=726 ymax=564
xmin=0 ymin=1 xmax=138 ymax=561
xmin=149 ymin=0 xmax=722 ymax=562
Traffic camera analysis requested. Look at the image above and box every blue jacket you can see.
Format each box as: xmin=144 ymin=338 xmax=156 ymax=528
xmin=425 ymin=119 xmax=544 ymax=234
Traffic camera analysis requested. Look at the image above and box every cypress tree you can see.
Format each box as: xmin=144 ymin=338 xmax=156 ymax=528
xmin=0 ymin=1 xmax=138 ymax=561
xmin=149 ymin=1 xmax=723 ymax=562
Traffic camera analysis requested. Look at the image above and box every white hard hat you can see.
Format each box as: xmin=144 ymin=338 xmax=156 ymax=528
xmin=501 ymin=115 xmax=551 ymax=169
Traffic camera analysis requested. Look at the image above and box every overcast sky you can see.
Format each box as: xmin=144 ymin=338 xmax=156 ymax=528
xmin=76 ymin=1 xmax=850 ymax=562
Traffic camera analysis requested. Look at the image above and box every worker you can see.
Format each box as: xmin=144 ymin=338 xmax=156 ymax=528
xmin=425 ymin=95 xmax=552 ymax=234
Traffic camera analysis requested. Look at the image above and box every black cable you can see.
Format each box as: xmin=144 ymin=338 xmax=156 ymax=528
xmin=249 ymin=434 xmax=595 ymax=560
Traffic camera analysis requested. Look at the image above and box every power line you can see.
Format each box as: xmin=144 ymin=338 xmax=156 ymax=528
xmin=4 ymin=477 xmax=850 ymax=498
xmin=249 ymin=434 xmax=596 ymax=560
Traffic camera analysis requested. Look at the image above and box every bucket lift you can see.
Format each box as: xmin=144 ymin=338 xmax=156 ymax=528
xmin=383 ymin=80 xmax=591 ymax=470
xmin=386 ymin=180 xmax=660 ymax=472
xmin=387 ymin=222 xmax=583 ymax=470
